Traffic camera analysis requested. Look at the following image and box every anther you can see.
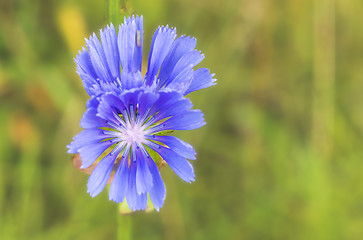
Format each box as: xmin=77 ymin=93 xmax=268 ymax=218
xmin=132 ymin=147 xmax=137 ymax=162
xmin=140 ymin=145 xmax=149 ymax=157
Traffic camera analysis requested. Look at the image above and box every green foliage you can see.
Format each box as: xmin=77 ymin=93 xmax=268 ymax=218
xmin=107 ymin=0 xmax=134 ymax=26
xmin=1 ymin=0 xmax=363 ymax=239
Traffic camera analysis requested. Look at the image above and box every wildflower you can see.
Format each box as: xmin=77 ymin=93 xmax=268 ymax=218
xmin=68 ymin=15 xmax=215 ymax=211
xmin=74 ymin=15 xmax=215 ymax=97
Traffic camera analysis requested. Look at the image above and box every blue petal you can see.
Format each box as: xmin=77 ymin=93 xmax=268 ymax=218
xmin=152 ymin=91 xmax=184 ymax=114
xmin=109 ymin=148 xmax=130 ymax=203
xmin=150 ymin=110 xmax=205 ymax=132
xmin=98 ymin=80 xmax=122 ymax=95
xmin=77 ymin=73 xmax=98 ymax=96
xmin=139 ymin=91 xmax=183 ymax=127
xmin=164 ymin=50 xmax=204 ymax=93
xmin=80 ymin=107 xmax=107 ymax=129
xmin=86 ymin=33 xmax=113 ymax=83
xmin=119 ymin=89 xmax=144 ymax=122
xmin=163 ymin=109 xmax=205 ymax=130
xmin=75 ymin=47 xmax=98 ymax=80
xmin=97 ymin=94 xmax=126 ymax=124
xmin=134 ymin=16 xmax=143 ymax=70
xmin=120 ymin=89 xmax=141 ymax=106
xmin=78 ymin=140 xmax=112 ymax=168
xmin=150 ymin=135 xmax=196 ymax=160
xmin=153 ymin=97 xmax=192 ymax=123
xmin=148 ymin=145 xmax=195 ymax=183
xmin=75 ymin=48 xmax=98 ymax=96
xmin=100 ymin=24 xmax=120 ymax=80
xmin=185 ymin=68 xmax=216 ymax=95
xmin=67 ymin=129 xmax=110 ymax=154
xmin=87 ymin=149 xmax=121 ymax=197
xmin=145 ymin=26 xmax=177 ymax=85
xmin=120 ymin=70 xmax=143 ymax=90
xmin=168 ymin=50 xmax=204 ymax=81
xmin=146 ymin=157 xmax=166 ymax=211
xmin=118 ymin=15 xmax=143 ymax=73
xmin=164 ymin=67 xmax=194 ymax=94
xmin=137 ymin=91 xmax=158 ymax=121
xmin=158 ymin=36 xmax=197 ymax=87
xmin=126 ymin=159 xmax=148 ymax=211
xmin=117 ymin=16 xmax=143 ymax=90
xmin=86 ymin=96 xmax=100 ymax=109
xmin=135 ymin=147 xmax=153 ymax=194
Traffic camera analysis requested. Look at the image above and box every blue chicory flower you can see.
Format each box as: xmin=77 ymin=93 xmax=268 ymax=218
xmin=68 ymin=15 xmax=215 ymax=211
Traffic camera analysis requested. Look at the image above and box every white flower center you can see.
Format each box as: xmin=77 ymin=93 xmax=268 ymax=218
xmin=124 ymin=124 xmax=145 ymax=145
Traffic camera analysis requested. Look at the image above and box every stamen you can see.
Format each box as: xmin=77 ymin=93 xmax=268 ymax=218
xmin=115 ymin=77 xmax=122 ymax=87
xmin=140 ymin=145 xmax=149 ymax=157
xmin=140 ymin=106 xmax=151 ymax=123
xmin=135 ymin=113 xmax=141 ymax=125
xmin=122 ymin=146 xmax=130 ymax=158
xmin=129 ymin=104 xmax=135 ymax=122
xmin=112 ymin=111 xmax=126 ymax=128
xmin=103 ymin=130 xmax=118 ymax=136
xmin=141 ymin=116 xmax=156 ymax=129
xmin=110 ymin=142 xmax=125 ymax=156
xmin=144 ymin=134 xmax=156 ymax=140
xmin=108 ymin=139 xmax=118 ymax=145
xmin=146 ymin=140 xmax=161 ymax=149
xmin=135 ymin=142 xmax=149 ymax=157
xmin=147 ymin=123 xmax=165 ymax=134
xmin=132 ymin=145 xmax=137 ymax=162
xmin=122 ymin=108 xmax=130 ymax=125
xmin=106 ymin=120 xmax=123 ymax=131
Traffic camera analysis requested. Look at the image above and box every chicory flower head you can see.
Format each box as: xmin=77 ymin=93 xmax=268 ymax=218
xmin=68 ymin=15 xmax=215 ymax=211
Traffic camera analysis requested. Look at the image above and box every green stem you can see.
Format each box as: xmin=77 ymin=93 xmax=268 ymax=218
xmin=117 ymin=210 xmax=132 ymax=240
xmin=107 ymin=1 xmax=134 ymax=239
xmin=106 ymin=0 xmax=133 ymax=25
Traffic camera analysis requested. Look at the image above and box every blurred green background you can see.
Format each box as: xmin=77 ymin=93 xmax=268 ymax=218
xmin=1 ymin=0 xmax=363 ymax=239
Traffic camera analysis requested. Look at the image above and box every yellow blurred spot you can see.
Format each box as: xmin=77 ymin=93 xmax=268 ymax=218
xmin=57 ymin=5 xmax=87 ymax=54
xmin=0 ymin=67 xmax=4 ymax=94
xmin=26 ymin=84 xmax=54 ymax=112
xmin=8 ymin=113 xmax=39 ymax=148
xmin=0 ymin=67 xmax=3 ymax=84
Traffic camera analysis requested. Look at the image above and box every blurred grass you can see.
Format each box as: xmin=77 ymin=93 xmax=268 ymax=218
xmin=1 ymin=0 xmax=363 ymax=239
